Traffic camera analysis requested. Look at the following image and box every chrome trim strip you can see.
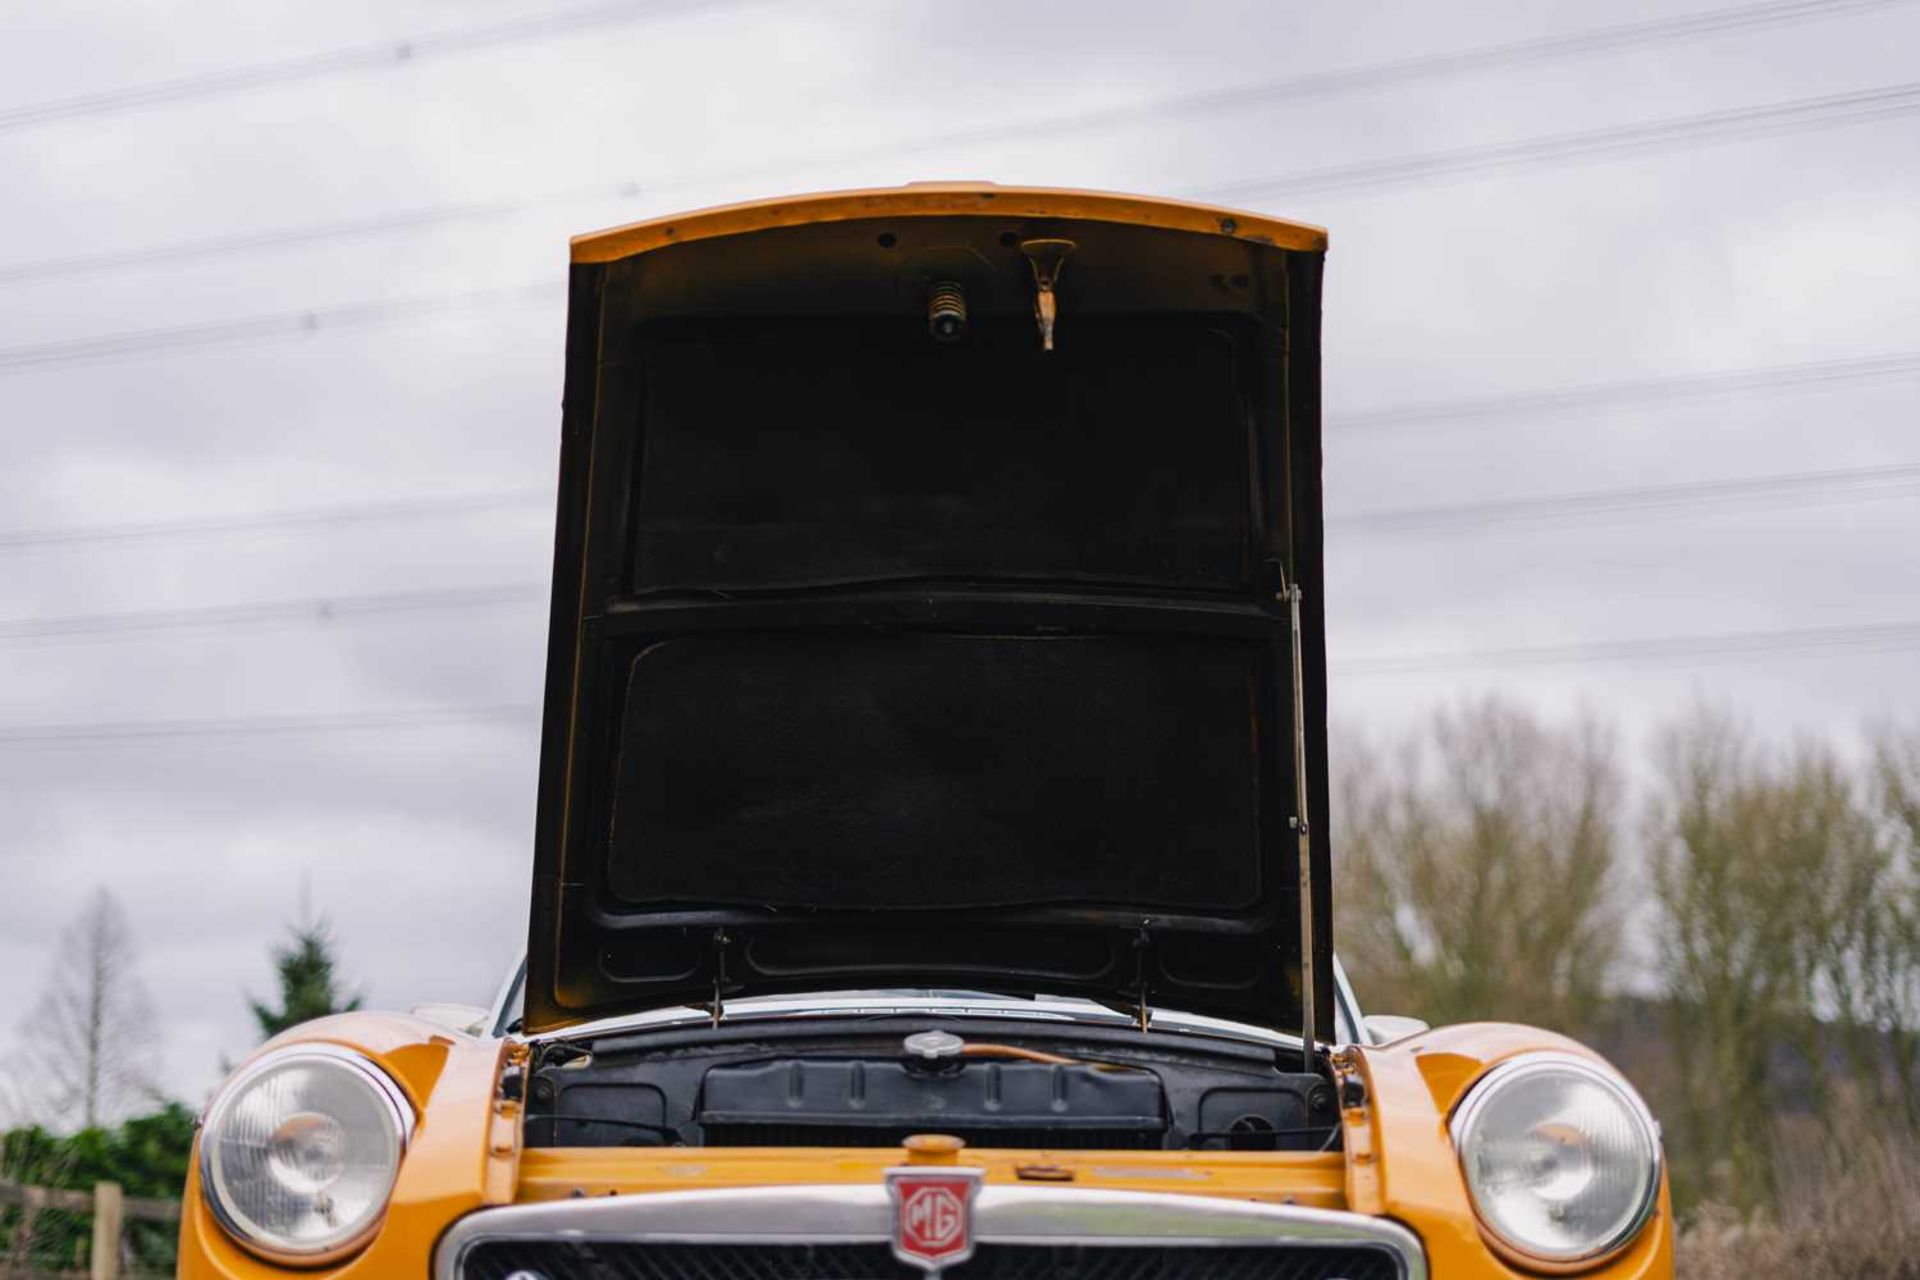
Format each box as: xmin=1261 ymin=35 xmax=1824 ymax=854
xmin=433 ymin=1185 xmax=1426 ymax=1280
xmin=1332 ymin=956 xmax=1366 ymax=1045
xmin=517 ymin=990 xmax=1313 ymax=1050
xmin=487 ymin=957 xmax=527 ymax=1038
xmin=497 ymin=953 xmax=1363 ymax=1046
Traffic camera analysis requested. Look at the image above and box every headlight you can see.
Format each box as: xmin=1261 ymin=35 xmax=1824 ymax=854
xmin=199 ymin=1045 xmax=412 ymax=1263
xmin=1450 ymin=1052 xmax=1661 ymax=1266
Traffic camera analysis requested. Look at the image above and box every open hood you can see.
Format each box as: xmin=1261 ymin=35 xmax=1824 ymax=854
xmin=525 ymin=185 xmax=1333 ymax=1038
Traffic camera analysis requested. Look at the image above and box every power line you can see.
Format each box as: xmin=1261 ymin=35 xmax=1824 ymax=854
xmin=0 ymin=490 xmax=548 ymax=553
xmin=0 ymin=704 xmax=539 ymax=748
xmin=6 ymin=73 xmax=1917 ymax=378
xmin=0 ymin=584 xmax=545 ymax=644
xmin=1 ymin=0 xmax=1908 ymax=287
xmin=1333 ymin=460 xmax=1920 ymax=535
xmin=1199 ymin=78 xmax=1920 ymax=203
xmin=1334 ymin=617 xmax=1920 ymax=674
xmin=919 ymin=0 xmax=1917 ymax=158
xmin=8 ymin=612 xmax=1920 ymax=745
xmin=7 ymin=71 xmax=1919 ymax=376
xmin=1330 ymin=349 xmax=1920 ymax=431
xmin=0 ymin=461 xmax=1913 ymax=648
xmin=0 ymin=281 xmax=560 ymax=377
xmin=0 ymin=200 xmax=528 ymax=287
xmin=0 ymin=456 xmax=1910 ymax=637
xmin=0 ymin=0 xmax=757 ymax=134
xmin=2 ymin=452 xmax=1914 ymax=567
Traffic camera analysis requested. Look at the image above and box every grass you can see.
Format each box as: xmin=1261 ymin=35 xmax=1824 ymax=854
xmin=1676 ymin=1114 xmax=1920 ymax=1280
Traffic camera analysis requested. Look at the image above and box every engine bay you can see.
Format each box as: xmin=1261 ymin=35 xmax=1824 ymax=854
xmin=522 ymin=1018 xmax=1338 ymax=1152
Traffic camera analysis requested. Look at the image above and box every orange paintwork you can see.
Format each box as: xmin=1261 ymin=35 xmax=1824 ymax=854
xmin=177 ymin=1012 xmax=1672 ymax=1280
xmin=177 ymin=1015 xmax=518 ymax=1280
xmin=1342 ymin=1024 xmax=1675 ymax=1278
xmin=179 ymin=186 xmax=1668 ymax=1278
xmin=513 ymin=1146 xmax=1350 ymax=1208
xmin=569 ymin=182 xmax=1329 ymax=263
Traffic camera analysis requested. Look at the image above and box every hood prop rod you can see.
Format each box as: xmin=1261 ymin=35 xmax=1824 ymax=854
xmin=708 ymin=929 xmax=730 ymax=1027
xmin=1130 ymin=924 xmax=1153 ymax=1033
xmin=1283 ymin=574 xmax=1319 ymax=1059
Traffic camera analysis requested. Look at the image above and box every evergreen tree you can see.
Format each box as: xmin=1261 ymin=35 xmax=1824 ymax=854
xmin=2 ymin=1102 xmax=196 ymax=1273
xmin=248 ymin=914 xmax=363 ymax=1040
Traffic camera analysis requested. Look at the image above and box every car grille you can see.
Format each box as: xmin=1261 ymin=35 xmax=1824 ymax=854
xmin=458 ymin=1242 xmax=1403 ymax=1280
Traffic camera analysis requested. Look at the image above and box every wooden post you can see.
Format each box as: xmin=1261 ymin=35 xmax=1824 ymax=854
xmin=6 ymin=1183 xmax=47 ymax=1270
xmin=89 ymin=1181 xmax=123 ymax=1280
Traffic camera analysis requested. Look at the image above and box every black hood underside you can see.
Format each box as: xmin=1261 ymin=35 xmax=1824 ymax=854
xmin=527 ymin=202 xmax=1330 ymax=1035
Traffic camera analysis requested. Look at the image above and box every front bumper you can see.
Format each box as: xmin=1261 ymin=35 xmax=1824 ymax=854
xmin=434 ymin=1184 xmax=1427 ymax=1280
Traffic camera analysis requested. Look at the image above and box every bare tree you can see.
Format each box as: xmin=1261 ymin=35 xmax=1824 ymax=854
xmin=16 ymin=889 xmax=161 ymax=1129
xmin=1855 ymin=723 xmax=1920 ymax=1129
xmin=1645 ymin=707 xmax=1883 ymax=1210
xmin=0 ymin=1052 xmax=33 ymax=1128
xmin=1334 ymin=698 xmax=1623 ymax=1035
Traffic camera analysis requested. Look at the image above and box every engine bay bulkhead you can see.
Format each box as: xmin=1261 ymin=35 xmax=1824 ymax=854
xmin=522 ymin=1019 xmax=1338 ymax=1153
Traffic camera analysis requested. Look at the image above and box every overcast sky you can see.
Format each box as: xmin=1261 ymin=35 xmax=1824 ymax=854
xmin=2 ymin=0 xmax=1918 ymax=1107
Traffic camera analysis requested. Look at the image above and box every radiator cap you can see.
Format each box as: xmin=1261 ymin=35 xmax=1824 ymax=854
xmin=902 ymin=1133 xmax=967 ymax=1165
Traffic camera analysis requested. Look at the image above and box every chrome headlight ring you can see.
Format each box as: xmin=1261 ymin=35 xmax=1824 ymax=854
xmin=1450 ymin=1051 xmax=1662 ymax=1269
xmin=199 ymin=1043 xmax=414 ymax=1265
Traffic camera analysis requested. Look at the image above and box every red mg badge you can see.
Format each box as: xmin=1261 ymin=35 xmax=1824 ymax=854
xmin=886 ymin=1165 xmax=984 ymax=1275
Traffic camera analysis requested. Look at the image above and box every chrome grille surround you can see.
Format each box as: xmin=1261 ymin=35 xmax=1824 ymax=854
xmin=434 ymin=1185 xmax=1426 ymax=1280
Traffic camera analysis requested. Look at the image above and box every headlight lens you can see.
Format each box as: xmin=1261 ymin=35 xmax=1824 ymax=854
xmin=199 ymin=1045 xmax=412 ymax=1262
xmin=1451 ymin=1053 xmax=1661 ymax=1265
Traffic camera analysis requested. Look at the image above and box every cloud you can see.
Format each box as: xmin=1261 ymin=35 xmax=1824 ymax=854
xmin=2 ymin=0 xmax=1918 ymax=1097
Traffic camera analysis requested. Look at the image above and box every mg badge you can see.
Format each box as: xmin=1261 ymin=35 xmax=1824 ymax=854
xmin=886 ymin=1165 xmax=983 ymax=1275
